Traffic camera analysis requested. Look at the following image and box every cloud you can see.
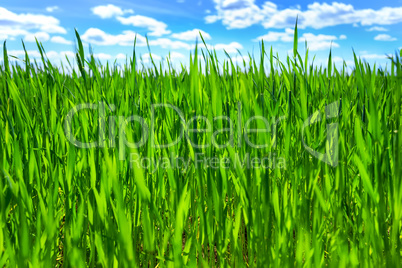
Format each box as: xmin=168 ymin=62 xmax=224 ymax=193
xmin=166 ymin=52 xmax=186 ymax=67
xmin=81 ymin=28 xmax=193 ymax=50
xmin=254 ymin=28 xmax=294 ymax=42
xmin=332 ymin=56 xmax=348 ymax=63
xmin=24 ymin=32 xmax=50 ymax=42
xmin=339 ymin=34 xmax=347 ymax=40
xmin=313 ymin=56 xmax=354 ymax=69
xmin=51 ymin=36 xmax=73 ymax=45
xmin=91 ymin=5 xmax=170 ymax=37
xmin=91 ymin=4 xmax=133 ymax=19
xmin=0 ymin=28 xmax=30 ymax=41
xmin=116 ymin=53 xmax=126 ymax=60
xmin=141 ymin=53 xmax=162 ymax=63
xmin=40 ymin=25 xmax=67 ymax=34
xmin=45 ymin=51 xmax=62 ymax=59
xmin=206 ymin=1 xmax=402 ymax=30
xmin=93 ymin=53 xmax=112 ymax=60
xmin=81 ymin=28 xmax=146 ymax=46
xmin=6 ymin=49 xmax=76 ymax=65
xmin=359 ymin=53 xmax=387 ymax=60
xmin=213 ymin=42 xmax=243 ymax=53
xmin=230 ymin=55 xmax=250 ymax=64
xmin=367 ymin=26 xmax=388 ymax=32
xmin=148 ymin=38 xmax=192 ymax=50
xmin=8 ymin=50 xmax=42 ymax=58
xmin=9 ymin=50 xmax=76 ymax=60
xmin=168 ymin=51 xmax=185 ymax=61
xmin=254 ymin=29 xmax=339 ymax=51
xmin=199 ymin=42 xmax=243 ymax=53
xmin=205 ymin=0 xmax=264 ymax=29
xmin=117 ymin=15 xmax=170 ymax=36
xmin=299 ymin=33 xmax=339 ymax=51
xmin=262 ymin=2 xmax=402 ymax=29
xmin=92 ymin=53 xmax=133 ymax=61
xmin=374 ymin=34 xmax=397 ymax=41
xmin=0 ymin=7 xmax=67 ymax=36
xmin=58 ymin=51 xmax=75 ymax=59
xmin=205 ymin=15 xmax=220 ymax=23
xmin=46 ymin=6 xmax=59 ymax=13
xmin=47 ymin=51 xmax=78 ymax=66
xmin=171 ymin=29 xmax=211 ymax=41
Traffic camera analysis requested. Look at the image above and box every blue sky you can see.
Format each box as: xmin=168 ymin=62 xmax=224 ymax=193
xmin=1 ymin=0 xmax=402 ymax=69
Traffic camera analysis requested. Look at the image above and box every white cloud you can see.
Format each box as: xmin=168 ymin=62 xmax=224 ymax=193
xmin=116 ymin=53 xmax=126 ymax=60
xmin=51 ymin=36 xmax=73 ymax=45
xmin=141 ymin=53 xmax=162 ymax=63
xmin=299 ymin=33 xmax=339 ymax=51
xmin=213 ymin=42 xmax=243 ymax=53
xmin=24 ymin=32 xmax=50 ymax=42
xmin=332 ymin=56 xmax=346 ymax=63
xmin=0 ymin=28 xmax=30 ymax=41
xmin=300 ymin=33 xmax=337 ymax=42
xmin=254 ymin=28 xmax=294 ymax=42
xmin=359 ymin=7 xmax=402 ymax=26
xmin=41 ymin=25 xmax=67 ymax=34
xmin=47 ymin=51 xmax=76 ymax=65
xmin=332 ymin=56 xmax=354 ymax=68
xmin=261 ymin=2 xmax=402 ymax=29
xmin=81 ymin=28 xmax=146 ymax=46
xmin=374 ymin=34 xmax=397 ymax=41
xmin=81 ymin=28 xmax=194 ymax=51
xmin=0 ymin=7 xmax=67 ymax=36
xmin=313 ymin=56 xmax=354 ymax=69
xmin=91 ymin=4 xmax=133 ymax=19
xmin=46 ymin=6 xmax=59 ymax=13
xmin=205 ymin=0 xmax=264 ymax=29
xmin=306 ymin=41 xmax=339 ymax=51
xmin=7 ymin=50 xmax=77 ymax=62
xmin=148 ymin=38 xmax=192 ymax=50
xmin=339 ymin=34 xmax=347 ymax=40
xmin=171 ymin=29 xmax=211 ymax=41
xmin=359 ymin=53 xmax=387 ymax=60
xmin=367 ymin=26 xmax=388 ymax=32
xmin=59 ymin=51 xmax=75 ymax=59
xmin=230 ymin=55 xmax=250 ymax=64
xmin=117 ymin=15 xmax=170 ymax=36
xmin=168 ymin=51 xmax=185 ymax=61
xmin=205 ymin=15 xmax=220 ymax=23
xmin=93 ymin=53 xmax=112 ymax=60
xmin=8 ymin=50 xmax=41 ymax=58
xmin=254 ymin=29 xmax=339 ymax=51
xmin=2 ymin=49 xmax=76 ymax=66
xmin=206 ymin=1 xmax=402 ymax=30
xmin=45 ymin=51 xmax=60 ymax=59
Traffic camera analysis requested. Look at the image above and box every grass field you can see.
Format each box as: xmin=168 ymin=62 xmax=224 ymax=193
xmin=0 ymin=27 xmax=401 ymax=267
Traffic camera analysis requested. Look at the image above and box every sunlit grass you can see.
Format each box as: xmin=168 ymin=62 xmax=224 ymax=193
xmin=0 ymin=25 xmax=401 ymax=267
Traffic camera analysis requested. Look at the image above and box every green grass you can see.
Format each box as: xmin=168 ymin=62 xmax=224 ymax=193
xmin=0 ymin=27 xmax=401 ymax=267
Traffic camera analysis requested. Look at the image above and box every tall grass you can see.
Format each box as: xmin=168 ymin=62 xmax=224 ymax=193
xmin=0 ymin=27 xmax=401 ymax=267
